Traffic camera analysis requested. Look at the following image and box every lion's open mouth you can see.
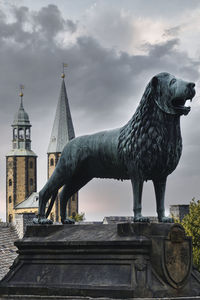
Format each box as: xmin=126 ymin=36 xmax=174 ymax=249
xmin=172 ymin=91 xmax=195 ymax=115
xmin=172 ymin=97 xmax=191 ymax=110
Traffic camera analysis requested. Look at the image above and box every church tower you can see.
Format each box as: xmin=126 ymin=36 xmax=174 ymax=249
xmin=6 ymin=87 xmax=37 ymax=223
xmin=47 ymin=66 xmax=78 ymax=222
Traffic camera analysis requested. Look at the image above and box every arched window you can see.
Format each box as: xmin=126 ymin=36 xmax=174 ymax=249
xmin=13 ymin=128 xmax=17 ymax=139
xmin=50 ymin=213 xmax=54 ymax=222
xmin=9 ymin=214 xmax=13 ymax=223
xmin=50 ymin=158 xmax=54 ymax=166
xmin=30 ymin=161 xmax=33 ymax=169
xmin=9 ymin=179 xmax=12 ymax=186
xmin=9 ymin=196 xmax=12 ymax=203
xmin=19 ymin=128 xmax=24 ymax=139
xmin=72 ymin=212 xmax=76 ymax=218
xmin=30 ymin=178 xmax=33 ymax=186
xmin=26 ymin=128 xmax=30 ymax=139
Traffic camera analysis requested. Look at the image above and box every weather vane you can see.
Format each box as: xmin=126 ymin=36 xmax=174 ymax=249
xmin=61 ymin=63 xmax=68 ymax=78
xmin=19 ymin=84 xmax=24 ymax=107
xmin=19 ymin=84 xmax=24 ymax=97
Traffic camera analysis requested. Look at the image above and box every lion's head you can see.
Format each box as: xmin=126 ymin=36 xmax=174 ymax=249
xmin=150 ymin=72 xmax=196 ymax=116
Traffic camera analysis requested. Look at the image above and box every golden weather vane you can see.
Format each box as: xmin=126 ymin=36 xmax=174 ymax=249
xmin=61 ymin=63 xmax=68 ymax=78
xmin=19 ymin=84 xmax=24 ymax=97
xmin=19 ymin=84 xmax=24 ymax=107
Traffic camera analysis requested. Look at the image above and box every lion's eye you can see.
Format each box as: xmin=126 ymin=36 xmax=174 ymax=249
xmin=170 ymin=78 xmax=176 ymax=85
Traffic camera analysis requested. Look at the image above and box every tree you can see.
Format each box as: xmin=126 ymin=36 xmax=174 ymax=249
xmin=180 ymin=198 xmax=200 ymax=271
xmin=71 ymin=212 xmax=85 ymax=222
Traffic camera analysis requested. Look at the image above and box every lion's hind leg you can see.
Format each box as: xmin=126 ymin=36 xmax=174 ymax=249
xmin=60 ymin=185 xmax=75 ymax=224
xmin=33 ymin=188 xmax=54 ymax=224
xmin=60 ymin=176 xmax=92 ymax=224
xmin=37 ymin=188 xmax=55 ymax=224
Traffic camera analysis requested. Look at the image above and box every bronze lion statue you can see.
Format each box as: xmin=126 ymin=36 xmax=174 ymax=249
xmin=35 ymin=72 xmax=196 ymax=224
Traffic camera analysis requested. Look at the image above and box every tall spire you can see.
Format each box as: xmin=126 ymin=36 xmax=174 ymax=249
xmin=47 ymin=65 xmax=75 ymax=153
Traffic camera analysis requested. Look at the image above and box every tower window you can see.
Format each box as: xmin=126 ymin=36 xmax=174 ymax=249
xmin=50 ymin=158 xmax=54 ymax=166
xmin=30 ymin=161 xmax=33 ymax=168
xmin=9 ymin=179 xmax=12 ymax=186
xmin=19 ymin=128 xmax=24 ymax=139
xmin=50 ymin=213 xmax=54 ymax=222
xmin=9 ymin=214 xmax=13 ymax=223
xmin=26 ymin=128 xmax=30 ymax=139
xmin=30 ymin=178 xmax=33 ymax=186
xmin=72 ymin=195 xmax=75 ymax=201
xmin=9 ymin=196 xmax=12 ymax=203
xmin=13 ymin=128 xmax=17 ymax=139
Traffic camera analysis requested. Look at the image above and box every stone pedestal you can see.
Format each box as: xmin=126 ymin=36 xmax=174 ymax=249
xmin=0 ymin=223 xmax=200 ymax=299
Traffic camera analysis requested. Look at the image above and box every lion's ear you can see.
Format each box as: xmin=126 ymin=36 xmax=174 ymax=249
xmin=152 ymin=76 xmax=158 ymax=89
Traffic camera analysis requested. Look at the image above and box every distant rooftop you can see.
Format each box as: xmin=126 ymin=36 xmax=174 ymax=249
xmin=0 ymin=223 xmax=18 ymax=280
xmin=15 ymin=192 xmax=39 ymax=209
xmin=6 ymin=148 xmax=37 ymax=157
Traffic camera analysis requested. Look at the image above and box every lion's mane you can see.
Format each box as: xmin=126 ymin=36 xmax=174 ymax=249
xmin=118 ymin=80 xmax=182 ymax=181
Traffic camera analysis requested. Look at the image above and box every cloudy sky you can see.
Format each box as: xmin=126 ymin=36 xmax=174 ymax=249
xmin=0 ymin=0 xmax=200 ymax=221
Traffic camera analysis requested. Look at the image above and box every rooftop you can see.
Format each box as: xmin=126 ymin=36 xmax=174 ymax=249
xmin=15 ymin=192 xmax=39 ymax=209
xmin=6 ymin=149 xmax=37 ymax=157
xmin=13 ymin=95 xmax=30 ymax=126
xmin=0 ymin=223 xmax=18 ymax=280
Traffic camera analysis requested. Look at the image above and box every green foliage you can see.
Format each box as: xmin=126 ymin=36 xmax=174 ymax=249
xmin=171 ymin=213 xmax=180 ymax=224
xmin=180 ymin=198 xmax=200 ymax=270
xmin=71 ymin=212 xmax=85 ymax=222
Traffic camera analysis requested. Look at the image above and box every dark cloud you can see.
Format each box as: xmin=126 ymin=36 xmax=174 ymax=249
xmin=66 ymin=19 xmax=77 ymax=33
xmin=163 ymin=26 xmax=181 ymax=38
xmin=0 ymin=3 xmax=200 ymax=221
xmin=33 ymin=4 xmax=64 ymax=38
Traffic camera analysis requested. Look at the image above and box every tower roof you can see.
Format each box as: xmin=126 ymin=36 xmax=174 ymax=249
xmin=13 ymin=95 xmax=30 ymax=126
xmin=47 ymin=78 xmax=75 ymax=153
xmin=8 ymin=87 xmax=36 ymax=156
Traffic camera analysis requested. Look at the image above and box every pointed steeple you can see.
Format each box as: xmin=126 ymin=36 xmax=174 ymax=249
xmin=47 ymin=71 xmax=75 ymax=153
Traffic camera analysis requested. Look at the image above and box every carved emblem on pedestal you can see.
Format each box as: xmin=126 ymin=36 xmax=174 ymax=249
xmin=162 ymin=224 xmax=192 ymax=289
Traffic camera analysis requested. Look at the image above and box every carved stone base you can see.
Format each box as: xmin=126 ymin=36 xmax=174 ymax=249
xmin=0 ymin=223 xmax=200 ymax=298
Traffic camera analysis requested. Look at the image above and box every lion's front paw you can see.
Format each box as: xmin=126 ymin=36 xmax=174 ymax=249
xmin=38 ymin=217 xmax=53 ymax=225
xmin=159 ymin=216 xmax=174 ymax=223
xmin=134 ymin=216 xmax=150 ymax=223
xmin=61 ymin=218 xmax=75 ymax=224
